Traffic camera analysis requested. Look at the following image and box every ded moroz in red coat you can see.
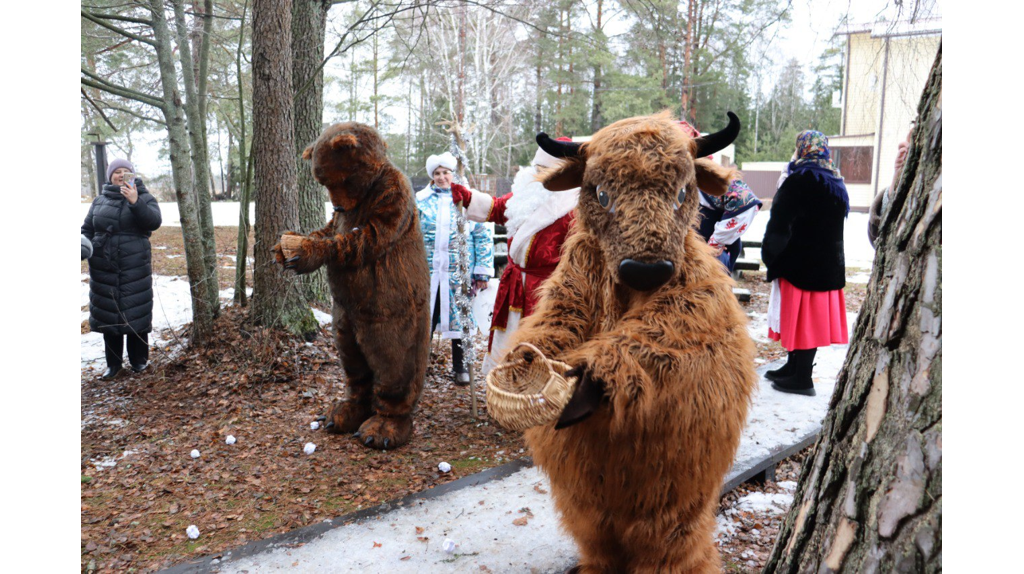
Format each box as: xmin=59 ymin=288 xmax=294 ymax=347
xmin=462 ymin=156 xmax=579 ymax=372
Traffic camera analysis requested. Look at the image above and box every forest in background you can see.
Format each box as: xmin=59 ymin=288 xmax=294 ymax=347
xmin=81 ymin=0 xmax=845 ymax=199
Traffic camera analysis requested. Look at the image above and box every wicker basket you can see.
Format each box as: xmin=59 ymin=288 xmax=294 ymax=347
xmin=486 ymin=343 xmax=578 ymax=431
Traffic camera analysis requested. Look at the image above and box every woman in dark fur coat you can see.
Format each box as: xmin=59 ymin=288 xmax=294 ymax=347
xmin=82 ymin=159 xmax=162 ymax=379
xmin=761 ymin=131 xmax=849 ymax=396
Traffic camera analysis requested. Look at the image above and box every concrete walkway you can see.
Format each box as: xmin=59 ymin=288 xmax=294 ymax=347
xmin=162 ymin=335 xmax=851 ymax=574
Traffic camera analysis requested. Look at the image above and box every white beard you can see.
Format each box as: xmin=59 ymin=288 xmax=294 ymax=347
xmin=504 ymin=167 xmax=554 ymax=238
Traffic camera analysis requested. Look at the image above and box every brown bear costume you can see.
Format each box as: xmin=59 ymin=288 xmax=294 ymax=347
xmin=274 ymin=122 xmax=431 ymax=450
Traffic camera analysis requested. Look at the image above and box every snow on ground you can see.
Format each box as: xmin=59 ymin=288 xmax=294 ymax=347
xmin=715 ymin=480 xmax=798 ymax=542
xmin=216 ymin=466 xmax=576 ymax=574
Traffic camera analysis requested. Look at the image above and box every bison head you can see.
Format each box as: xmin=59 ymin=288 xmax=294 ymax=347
xmin=537 ymin=111 xmax=740 ymax=292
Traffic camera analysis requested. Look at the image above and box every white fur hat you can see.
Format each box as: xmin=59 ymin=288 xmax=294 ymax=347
xmin=426 ymin=152 xmax=457 ymax=178
xmin=532 ymin=137 xmax=573 ymax=169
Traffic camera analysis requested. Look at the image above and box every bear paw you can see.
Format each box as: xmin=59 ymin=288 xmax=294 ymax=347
xmin=325 ymin=400 xmax=372 ymax=435
xmin=355 ymin=415 xmax=413 ymax=450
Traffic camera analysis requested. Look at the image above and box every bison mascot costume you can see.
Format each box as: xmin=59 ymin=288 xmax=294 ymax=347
xmin=275 ymin=122 xmax=431 ymax=450
xmin=505 ymin=111 xmax=757 ymax=572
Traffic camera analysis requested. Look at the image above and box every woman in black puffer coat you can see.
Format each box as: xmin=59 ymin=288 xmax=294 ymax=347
xmin=82 ymin=158 xmax=162 ymax=379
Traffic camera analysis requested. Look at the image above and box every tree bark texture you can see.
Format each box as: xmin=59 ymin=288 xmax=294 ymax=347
xmin=148 ymin=0 xmax=214 ymax=342
xmin=172 ymin=0 xmax=220 ymax=316
xmin=763 ymin=45 xmax=942 ymax=573
xmin=251 ymin=0 xmax=316 ymax=335
xmin=292 ymin=0 xmax=332 ymax=306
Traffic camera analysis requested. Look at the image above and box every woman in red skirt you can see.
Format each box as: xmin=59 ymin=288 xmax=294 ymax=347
xmin=761 ymin=130 xmax=849 ymax=396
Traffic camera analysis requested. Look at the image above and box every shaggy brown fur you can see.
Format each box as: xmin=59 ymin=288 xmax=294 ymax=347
xmin=274 ymin=122 xmax=431 ymax=450
xmin=506 ymin=112 xmax=757 ymax=572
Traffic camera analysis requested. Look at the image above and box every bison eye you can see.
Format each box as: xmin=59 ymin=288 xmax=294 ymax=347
xmin=676 ymin=187 xmax=687 ymax=206
xmin=596 ymin=185 xmax=611 ymax=209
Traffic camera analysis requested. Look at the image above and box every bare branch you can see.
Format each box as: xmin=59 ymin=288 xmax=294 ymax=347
xmin=82 ymin=10 xmax=157 ymax=47
xmin=81 ymin=88 xmax=119 ymax=131
xmin=81 ymin=68 xmax=163 ymax=108
xmin=95 ymin=97 xmax=168 ymax=127
xmin=85 ymin=11 xmax=153 ymax=25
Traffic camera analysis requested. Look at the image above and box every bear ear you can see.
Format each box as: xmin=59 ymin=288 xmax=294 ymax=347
xmin=329 ymin=133 xmax=359 ymax=149
xmin=301 ymin=144 xmax=314 ymax=160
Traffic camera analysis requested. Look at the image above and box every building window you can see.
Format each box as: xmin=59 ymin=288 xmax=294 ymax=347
xmin=833 ymin=146 xmax=873 ymax=184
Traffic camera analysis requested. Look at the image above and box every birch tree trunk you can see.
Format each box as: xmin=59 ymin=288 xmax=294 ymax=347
xmin=251 ymin=0 xmax=317 ymax=336
xmin=148 ymin=0 xmax=215 ymax=342
xmin=763 ymin=45 xmax=942 ymax=573
xmin=292 ymin=0 xmax=332 ymax=306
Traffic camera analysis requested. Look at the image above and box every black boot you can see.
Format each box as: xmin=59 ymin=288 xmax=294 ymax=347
xmin=100 ymin=365 xmax=122 ymax=380
xmin=771 ymin=348 xmax=817 ymax=396
xmin=452 ymin=339 xmax=469 ymax=386
xmin=765 ymin=353 xmax=795 ymax=381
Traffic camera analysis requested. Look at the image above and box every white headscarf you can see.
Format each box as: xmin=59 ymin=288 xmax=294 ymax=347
xmin=426 ymin=152 xmax=457 ymax=178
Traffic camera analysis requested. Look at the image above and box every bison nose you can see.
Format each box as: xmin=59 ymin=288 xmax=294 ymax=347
xmin=618 ymin=259 xmax=675 ymax=291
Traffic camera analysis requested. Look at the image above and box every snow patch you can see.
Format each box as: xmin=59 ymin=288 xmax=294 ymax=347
xmin=733 ymin=491 xmax=794 ymax=516
xmin=91 ymin=449 xmax=138 ymax=471
xmin=312 ymin=308 xmax=333 ymax=327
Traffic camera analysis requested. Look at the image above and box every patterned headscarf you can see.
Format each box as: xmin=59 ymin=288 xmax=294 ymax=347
xmin=793 ymin=130 xmax=839 ymax=176
xmin=788 ymin=130 xmax=849 ymax=216
xmin=701 ymin=179 xmax=762 ymax=217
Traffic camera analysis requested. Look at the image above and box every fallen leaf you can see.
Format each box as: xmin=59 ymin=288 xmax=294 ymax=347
xmin=512 ymin=517 xmax=528 ymax=526
xmin=400 ymin=556 xmax=411 ymax=561
xmin=373 ymin=541 xmax=382 ymax=548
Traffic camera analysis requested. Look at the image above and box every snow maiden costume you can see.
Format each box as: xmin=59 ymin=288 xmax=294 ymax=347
xmin=451 ymin=139 xmax=580 ymax=373
xmin=415 ymin=152 xmax=494 ymax=382
xmin=761 ymin=130 xmax=849 ymax=396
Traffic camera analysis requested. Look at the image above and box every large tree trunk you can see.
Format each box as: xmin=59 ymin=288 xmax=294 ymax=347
xmin=148 ymin=0 xmax=215 ymax=343
xmin=251 ymin=0 xmax=316 ymax=336
xmin=292 ymin=0 xmax=332 ymax=307
xmin=172 ymin=0 xmax=220 ymax=316
xmin=764 ymin=45 xmax=942 ymax=573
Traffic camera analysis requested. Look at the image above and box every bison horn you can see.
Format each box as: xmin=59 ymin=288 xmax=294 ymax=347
xmin=693 ymin=111 xmax=741 ymax=158
xmin=536 ymin=133 xmax=583 ymax=158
